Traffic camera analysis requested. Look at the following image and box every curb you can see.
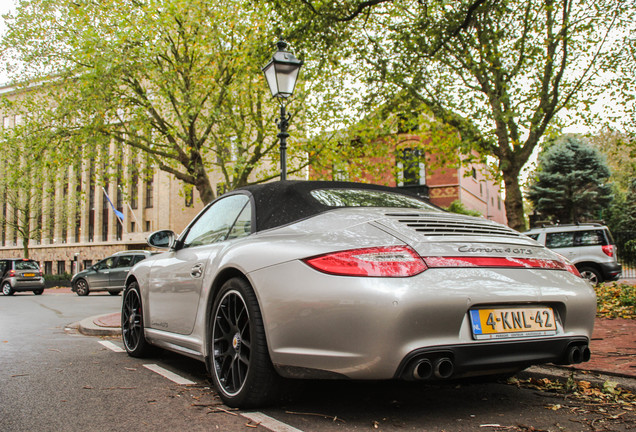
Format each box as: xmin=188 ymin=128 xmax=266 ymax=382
xmin=76 ymin=314 xmax=121 ymax=337
xmin=521 ymin=365 xmax=636 ymax=393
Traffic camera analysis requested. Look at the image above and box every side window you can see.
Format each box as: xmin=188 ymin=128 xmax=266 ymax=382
xmin=184 ymin=194 xmax=250 ymax=247
xmin=226 ymin=204 xmax=252 ymax=240
xmin=575 ymin=230 xmax=605 ymax=247
xmin=95 ymin=258 xmax=115 ymax=270
xmin=131 ymin=255 xmax=147 ymax=265
xmin=546 ymin=232 xmax=574 ymax=249
xmin=114 ymin=255 xmax=134 ymax=268
xmin=526 ymin=234 xmax=539 ymax=241
xmin=0 ymin=260 xmax=6 ymax=275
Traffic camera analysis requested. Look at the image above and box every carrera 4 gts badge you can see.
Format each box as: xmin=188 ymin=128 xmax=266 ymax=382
xmin=458 ymin=245 xmax=534 ymax=255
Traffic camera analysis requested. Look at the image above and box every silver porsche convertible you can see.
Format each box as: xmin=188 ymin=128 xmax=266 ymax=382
xmin=121 ymin=181 xmax=596 ymax=408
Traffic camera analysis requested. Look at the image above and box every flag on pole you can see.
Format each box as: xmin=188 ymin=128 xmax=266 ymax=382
xmin=102 ymin=187 xmax=125 ymax=223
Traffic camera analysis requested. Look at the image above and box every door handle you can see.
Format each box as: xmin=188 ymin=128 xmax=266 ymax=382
xmin=191 ymin=263 xmax=203 ymax=278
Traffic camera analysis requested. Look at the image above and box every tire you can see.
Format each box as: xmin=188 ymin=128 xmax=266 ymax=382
xmin=209 ymin=277 xmax=280 ymax=408
xmin=74 ymin=279 xmax=90 ymax=296
xmin=33 ymin=289 xmax=44 ymax=295
xmin=2 ymin=282 xmax=14 ymax=296
xmin=108 ymin=290 xmax=120 ymax=296
xmin=578 ymin=266 xmax=603 ymax=285
xmin=121 ymin=281 xmax=150 ymax=357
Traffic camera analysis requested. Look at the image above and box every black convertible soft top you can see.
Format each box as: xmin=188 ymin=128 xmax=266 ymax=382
xmin=236 ymin=180 xmax=435 ymax=232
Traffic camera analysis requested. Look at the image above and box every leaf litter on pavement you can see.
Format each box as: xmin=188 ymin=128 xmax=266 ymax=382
xmin=507 ymin=374 xmax=636 ymax=430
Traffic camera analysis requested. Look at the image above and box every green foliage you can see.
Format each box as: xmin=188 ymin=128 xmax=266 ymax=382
xmin=1 ymin=0 xmax=347 ymax=204
xmin=271 ymin=0 xmax=634 ymax=231
xmin=526 ymin=135 xmax=612 ymax=224
xmin=445 ymin=200 xmax=482 ymax=218
xmin=595 ymin=282 xmax=636 ymax=320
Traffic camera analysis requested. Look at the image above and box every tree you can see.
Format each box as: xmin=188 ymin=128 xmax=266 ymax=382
xmin=271 ymin=0 xmax=634 ymax=231
xmin=526 ymin=135 xmax=612 ymax=223
xmin=0 ymin=120 xmax=53 ymax=257
xmin=1 ymin=0 xmax=336 ymax=204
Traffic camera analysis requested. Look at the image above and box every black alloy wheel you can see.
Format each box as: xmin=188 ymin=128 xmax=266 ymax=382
xmin=75 ymin=279 xmax=89 ymax=296
xmin=2 ymin=282 xmax=14 ymax=296
xmin=210 ymin=277 xmax=279 ymax=408
xmin=121 ymin=282 xmax=150 ymax=357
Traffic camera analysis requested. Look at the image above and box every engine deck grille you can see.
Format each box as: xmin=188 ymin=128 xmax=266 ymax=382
xmin=385 ymin=213 xmax=523 ymax=238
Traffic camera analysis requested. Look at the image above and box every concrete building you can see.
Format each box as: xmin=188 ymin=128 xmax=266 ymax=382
xmin=0 ymin=84 xmax=205 ymax=274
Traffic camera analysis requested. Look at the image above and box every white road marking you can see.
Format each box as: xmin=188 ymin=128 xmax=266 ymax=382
xmin=98 ymin=340 xmax=125 ymax=353
xmin=241 ymin=412 xmax=305 ymax=432
xmin=143 ymin=364 xmax=196 ymax=385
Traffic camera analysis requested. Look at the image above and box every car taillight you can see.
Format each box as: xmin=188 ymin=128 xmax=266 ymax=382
xmin=602 ymin=245 xmax=614 ymax=257
xmin=8 ymin=270 xmax=15 ymax=277
xmin=305 ymin=247 xmax=583 ymax=278
xmin=303 ymin=246 xmax=428 ymax=277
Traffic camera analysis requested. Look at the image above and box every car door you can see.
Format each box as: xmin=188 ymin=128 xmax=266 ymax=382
xmin=147 ymin=194 xmax=251 ymax=335
xmin=89 ymin=257 xmax=115 ymax=288
xmin=108 ymin=255 xmax=134 ymax=290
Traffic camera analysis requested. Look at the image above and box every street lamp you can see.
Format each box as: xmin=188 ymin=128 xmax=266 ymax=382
xmin=262 ymin=39 xmax=303 ymax=181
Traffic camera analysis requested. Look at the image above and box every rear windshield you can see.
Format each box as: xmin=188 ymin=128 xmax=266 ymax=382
xmin=310 ymin=189 xmax=440 ymax=211
xmin=15 ymin=260 xmax=39 ymax=270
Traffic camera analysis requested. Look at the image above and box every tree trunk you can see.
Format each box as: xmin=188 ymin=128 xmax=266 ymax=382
xmin=194 ymin=169 xmax=215 ymax=205
xmin=502 ymin=167 xmax=526 ymax=232
xmin=22 ymin=237 xmax=29 ymax=259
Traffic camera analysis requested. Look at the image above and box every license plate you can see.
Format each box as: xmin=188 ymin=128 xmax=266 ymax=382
xmin=23 ymin=273 xmax=36 ymax=277
xmin=470 ymin=307 xmax=557 ymax=340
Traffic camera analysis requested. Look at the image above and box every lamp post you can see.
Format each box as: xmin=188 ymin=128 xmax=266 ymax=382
xmin=262 ymin=39 xmax=303 ymax=181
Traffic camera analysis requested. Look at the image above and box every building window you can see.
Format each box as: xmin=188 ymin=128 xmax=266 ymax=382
xmin=130 ymin=221 xmax=135 ymax=233
xmin=471 ymin=168 xmax=477 ymax=179
xmin=57 ymin=260 xmax=66 ymax=275
xmin=396 ymin=148 xmax=425 ymax=187
xmin=480 ymin=183 xmax=483 ymax=196
xmin=332 ymin=162 xmax=349 ymax=182
xmin=145 ymin=220 xmax=151 ymax=232
xmin=185 ymin=188 xmax=193 ymax=208
xmin=102 ymin=209 xmax=109 ymax=241
xmin=131 ymin=172 xmax=139 ymax=209
xmin=145 ymin=178 xmax=154 ymax=208
xmin=116 ymin=220 xmax=122 ymax=241
xmin=44 ymin=261 xmax=52 ymax=275
xmin=83 ymin=260 xmax=92 ymax=270
xmin=498 ymin=196 xmax=501 ymax=210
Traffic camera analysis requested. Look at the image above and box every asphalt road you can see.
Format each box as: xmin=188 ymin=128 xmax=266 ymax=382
xmin=2 ymin=291 xmax=634 ymax=432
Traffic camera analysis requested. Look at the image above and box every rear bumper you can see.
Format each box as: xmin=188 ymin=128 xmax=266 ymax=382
xmin=396 ymin=336 xmax=589 ymax=380
xmin=8 ymin=278 xmax=45 ymax=291
xmin=600 ymin=262 xmax=622 ymax=281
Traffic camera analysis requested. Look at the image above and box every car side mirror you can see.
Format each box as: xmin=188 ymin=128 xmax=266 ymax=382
xmin=147 ymin=230 xmax=176 ymax=250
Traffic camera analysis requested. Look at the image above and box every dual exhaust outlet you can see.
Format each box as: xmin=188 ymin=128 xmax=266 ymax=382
xmin=408 ymin=357 xmax=454 ymax=381
xmin=566 ymin=344 xmax=591 ymax=364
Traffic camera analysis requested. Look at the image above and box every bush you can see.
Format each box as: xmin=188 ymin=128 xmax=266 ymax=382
xmin=445 ymin=200 xmax=482 ymax=217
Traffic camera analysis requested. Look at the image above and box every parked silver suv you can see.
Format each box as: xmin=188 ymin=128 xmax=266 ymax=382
xmin=1 ymin=259 xmax=46 ymax=296
xmin=525 ymin=224 xmax=622 ymax=284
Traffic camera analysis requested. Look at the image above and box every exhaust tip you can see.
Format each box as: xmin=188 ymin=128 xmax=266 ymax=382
xmin=412 ymin=359 xmax=433 ymax=380
xmin=434 ymin=357 xmax=454 ymax=379
xmin=567 ymin=346 xmax=583 ymax=364
xmin=581 ymin=346 xmax=591 ymax=362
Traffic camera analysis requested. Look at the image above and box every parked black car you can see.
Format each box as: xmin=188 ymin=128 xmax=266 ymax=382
xmin=71 ymin=250 xmax=153 ymax=296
